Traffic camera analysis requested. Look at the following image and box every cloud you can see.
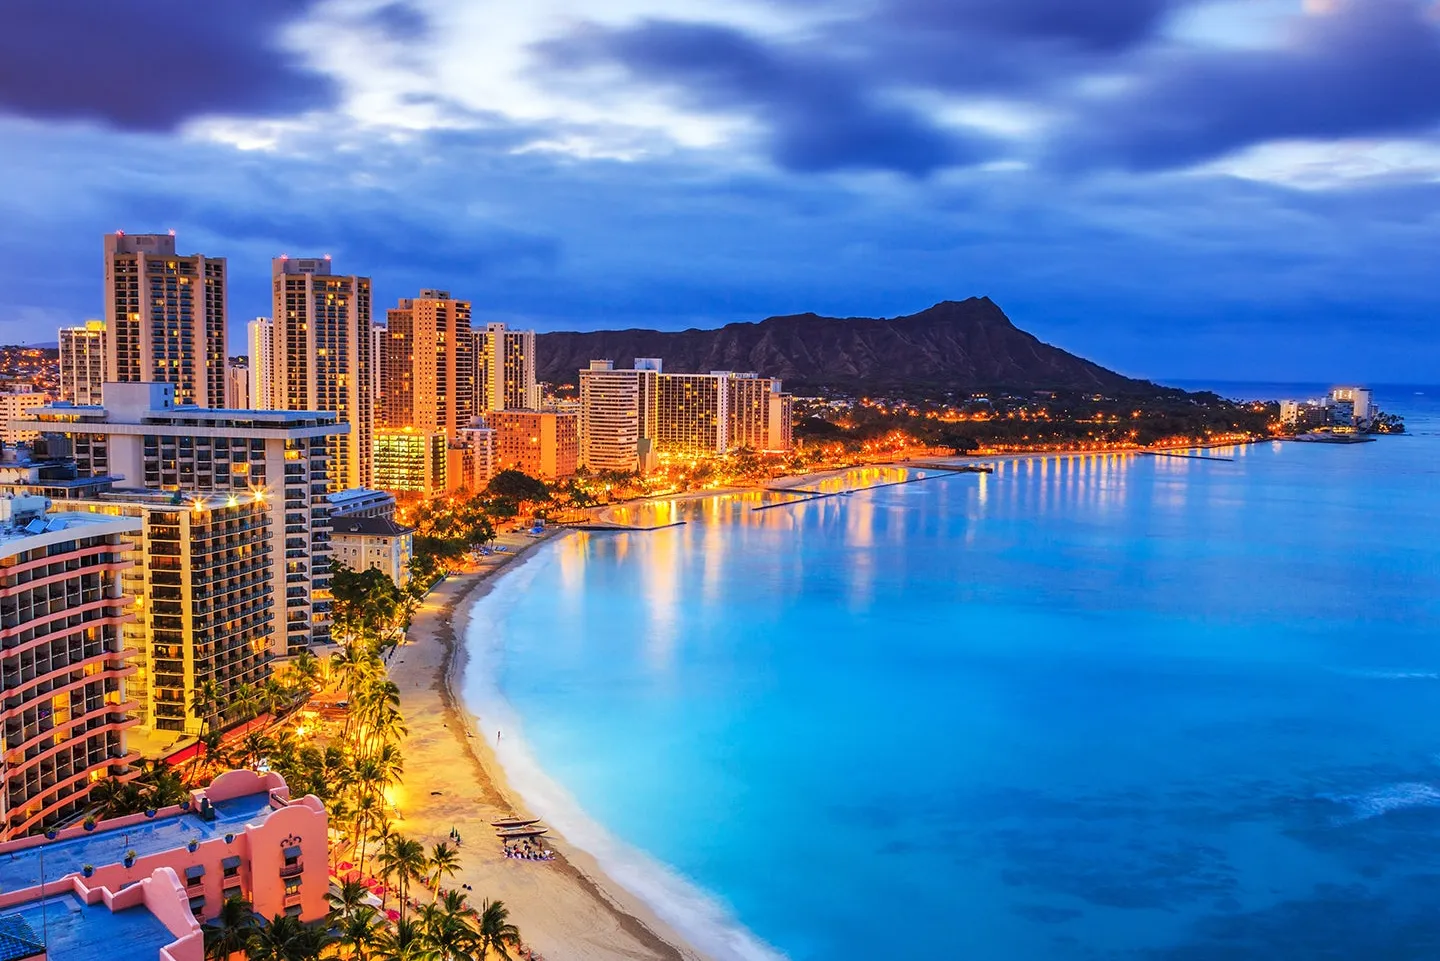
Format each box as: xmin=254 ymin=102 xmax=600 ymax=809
xmin=367 ymin=1 xmax=430 ymax=42
xmin=537 ymin=19 xmax=991 ymax=176
xmin=1060 ymin=0 xmax=1440 ymax=170
xmin=885 ymin=0 xmax=1180 ymax=52
xmin=0 ymin=0 xmax=337 ymax=131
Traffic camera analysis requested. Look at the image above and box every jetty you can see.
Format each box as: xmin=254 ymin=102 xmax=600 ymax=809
xmin=753 ymin=465 xmax=992 ymax=512
xmin=1141 ymin=450 xmax=1235 ymax=462
xmin=570 ymin=520 xmax=687 ymax=532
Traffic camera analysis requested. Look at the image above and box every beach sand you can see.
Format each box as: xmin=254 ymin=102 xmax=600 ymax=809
xmin=387 ymin=531 xmax=711 ymax=961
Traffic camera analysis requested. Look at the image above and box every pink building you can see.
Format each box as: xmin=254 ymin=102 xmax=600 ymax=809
xmin=0 ymin=770 xmax=330 ymax=961
xmin=0 ymin=498 xmax=142 ymax=840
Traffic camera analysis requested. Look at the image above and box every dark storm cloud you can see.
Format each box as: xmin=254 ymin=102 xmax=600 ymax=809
xmin=0 ymin=0 xmax=336 ymax=131
xmin=538 ymin=19 xmax=990 ymax=176
xmin=1061 ymin=0 xmax=1440 ymax=170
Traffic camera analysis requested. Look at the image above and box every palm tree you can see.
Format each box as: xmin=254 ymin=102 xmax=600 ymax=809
xmin=203 ymin=896 xmax=258 ymax=961
xmin=236 ymin=730 xmax=275 ymax=770
xmin=426 ymin=841 xmax=461 ymax=893
xmin=326 ymin=878 xmax=372 ymax=922
xmin=476 ymin=900 xmax=520 ymax=961
xmin=290 ymin=649 xmax=322 ymax=694
xmin=377 ymin=834 xmax=428 ymax=920
xmin=246 ymin=914 xmax=304 ymax=961
xmin=334 ymin=904 xmax=381 ymax=961
xmin=232 ymin=682 xmax=262 ymax=723
xmin=141 ymin=765 xmax=189 ymax=808
xmin=88 ymin=777 xmax=144 ymax=817
xmin=417 ymin=895 xmax=479 ymax=961
xmin=373 ymin=918 xmax=427 ymax=961
xmin=190 ymin=677 xmax=223 ymax=780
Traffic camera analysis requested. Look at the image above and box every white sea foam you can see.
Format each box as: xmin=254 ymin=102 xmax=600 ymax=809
xmin=461 ymin=556 xmax=787 ymax=961
xmin=1327 ymin=783 xmax=1440 ymax=823
xmin=1338 ymin=668 xmax=1440 ymax=681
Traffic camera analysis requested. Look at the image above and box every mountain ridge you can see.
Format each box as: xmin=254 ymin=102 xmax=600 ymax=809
xmin=535 ymin=297 xmax=1157 ymax=395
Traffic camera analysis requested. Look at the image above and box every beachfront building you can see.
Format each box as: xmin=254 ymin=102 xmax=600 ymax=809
xmin=48 ymin=491 xmax=273 ymax=739
xmin=59 ymin=320 xmax=107 ymax=406
xmin=384 ymin=291 xmax=474 ymax=436
xmin=726 ymin=373 xmax=794 ymax=453
xmin=332 ymin=515 xmax=415 ymax=587
xmin=653 ymin=372 xmax=729 ymax=455
xmin=578 ymin=360 xmax=659 ymax=474
xmin=247 ymin=317 xmax=274 ymax=411
xmin=451 ymin=423 xmax=497 ymax=492
xmin=0 ymin=770 xmax=330 ymax=930
xmin=0 ymin=496 xmax=141 ymax=841
xmin=488 ymin=410 xmax=578 ymax=480
xmin=14 ymin=383 xmax=343 ymax=654
xmin=326 ymin=487 xmax=397 ymax=520
xmin=0 ymin=389 xmax=51 ymax=445
xmin=1330 ymin=387 xmax=1374 ymax=426
xmin=103 ymin=232 xmax=227 ymax=409
xmin=474 ymin=323 xmax=539 ymax=412
xmin=373 ymin=427 xmax=448 ymax=495
xmin=271 ymin=256 xmax=374 ymax=490
xmin=225 ymin=357 xmax=250 ymax=409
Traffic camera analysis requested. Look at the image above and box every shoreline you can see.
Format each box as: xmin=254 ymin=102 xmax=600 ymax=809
xmin=389 ymin=533 xmax=713 ymax=961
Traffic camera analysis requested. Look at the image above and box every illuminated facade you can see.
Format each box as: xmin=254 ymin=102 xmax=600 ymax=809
xmin=332 ymin=516 xmax=414 ymax=588
xmin=0 ymin=498 xmax=141 ymax=840
xmin=16 ymin=383 xmax=343 ymax=654
xmin=488 ymin=410 xmax=578 ymax=480
xmin=384 ymin=291 xmax=474 ymax=435
xmin=247 ymin=318 xmax=274 ymax=411
xmin=452 ymin=424 xmax=497 ymax=492
xmin=52 ymin=492 xmax=272 ymax=737
xmin=103 ymin=232 xmax=226 ymax=408
xmin=653 ymin=372 xmax=728 ymax=455
xmin=58 ymin=320 xmax=107 ymax=406
xmin=272 ymin=257 xmax=373 ymax=490
xmin=225 ymin=358 xmax=249 ymax=409
xmin=0 ymin=391 xmax=50 ymax=445
xmin=727 ymin=373 xmax=794 ymax=452
xmin=578 ymin=360 xmax=658 ymax=473
xmin=474 ymin=323 xmax=539 ymax=412
xmin=373 ymin=428 xmax=448 ymax=494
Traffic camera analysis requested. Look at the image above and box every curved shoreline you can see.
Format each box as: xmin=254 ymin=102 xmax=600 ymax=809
xmin=390 ymin=532 xmax=711 ymax=961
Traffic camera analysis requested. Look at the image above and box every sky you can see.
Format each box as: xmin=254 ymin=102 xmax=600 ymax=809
xmin=1 ymin=0 xmax=1438 ymax=383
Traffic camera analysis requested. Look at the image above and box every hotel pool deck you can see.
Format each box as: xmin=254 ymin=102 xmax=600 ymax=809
xmin=0 ymin=792 xmax=274 ymax=893
xmin=10 ymin=895 xmax=175 ymax=961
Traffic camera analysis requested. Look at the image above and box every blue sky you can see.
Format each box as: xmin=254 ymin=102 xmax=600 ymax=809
xmin=1 ymin=0 xmax=1437 ymax=383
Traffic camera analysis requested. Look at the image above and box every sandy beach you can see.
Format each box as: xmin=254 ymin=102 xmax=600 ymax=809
xmin=387 ymin=531 xmax=712 ymax=961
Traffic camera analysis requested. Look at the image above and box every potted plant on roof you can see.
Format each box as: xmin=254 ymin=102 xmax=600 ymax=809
xmin=180 ymin=798 xmax=192 ymax=812
xmin=187 ymin=837 xmax=200 ymax=853
xmin=83 ymin=817 xmax=96 ymax=832
xmin=82 ymin=864 xmax=94 ymax=877
xmin=123 ymin=849 xmax=137 ymax=868
xmin=44 ymin=829 xmax=57 ymax=840
xmin=145 ymin=808 xmax=156 ymax=818
xmin=224 ymin=832 xmax=235 ymax=844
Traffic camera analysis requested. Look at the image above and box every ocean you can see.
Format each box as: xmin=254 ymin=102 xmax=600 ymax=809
xmin=461 ymin=385 xmax=1440 ymax=961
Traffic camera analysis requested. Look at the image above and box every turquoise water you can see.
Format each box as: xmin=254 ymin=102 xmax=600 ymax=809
xmin=463 ymin=386 xmax=1440 ymax=960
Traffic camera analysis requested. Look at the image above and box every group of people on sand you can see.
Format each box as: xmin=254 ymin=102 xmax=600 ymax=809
xmin=503 ymin=838 xmax=554 ymax=861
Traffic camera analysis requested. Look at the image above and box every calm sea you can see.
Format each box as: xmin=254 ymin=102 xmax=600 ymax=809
xmin=462 ymin=385 xmax=1440 ymax=961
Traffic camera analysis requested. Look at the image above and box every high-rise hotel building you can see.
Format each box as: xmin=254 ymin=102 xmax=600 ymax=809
xmin=48 ymin=491 xmax=273 ymax=737
xmin=247 ymin=318 xmax=274 ymax=411
xmin=384 ymin=291 xmax=474 ymax=436
xmin=272 ymin=257 xmax=373 ymax=490
xmin=103 ymin=232 xmax=227 ymax=408
xmin=0 ymin=496 xmax=141 ymax=840
xmin=578 ymin=360 xmax=659 ymax=473
xmin=59 ymin=320 xmax=107 ymax=406
xmin=474 ymin=323 xmax=538 ymax=412
xmin=16 ymin=384 xmax=344 ymax=654
xmin=654 ymin=371 xmax=730 ymax=455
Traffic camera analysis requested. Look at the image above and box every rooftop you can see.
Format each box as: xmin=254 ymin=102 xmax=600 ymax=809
xmin=0 ymin=508 xmax=140 ymax=553
xmin=0 ymin=792 xmax=273 ymax=893
xmin=332 ymin=516 xmax=412 ymax=537
xmin=7 ymin=895 xmax=173 ymax=961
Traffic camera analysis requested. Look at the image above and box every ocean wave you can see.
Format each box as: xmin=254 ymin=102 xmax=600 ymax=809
xmin=1324 ymin=783 xmax=1440 ymax=824
xmin=1337 ymin=669 xmax=1440 ymax=681
xmin=461 ymin=583 xmax=787 ymax=961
